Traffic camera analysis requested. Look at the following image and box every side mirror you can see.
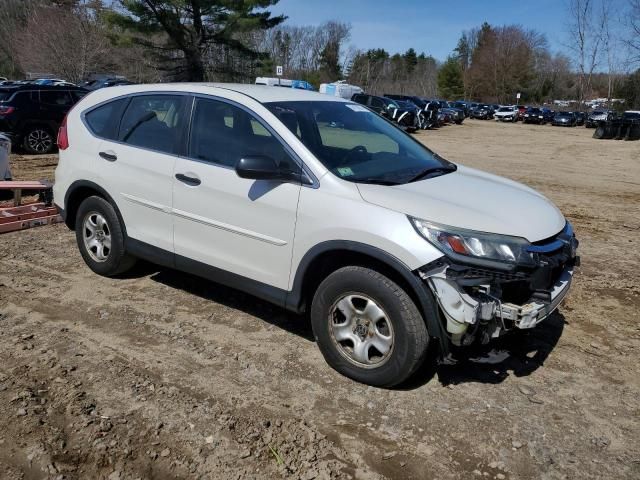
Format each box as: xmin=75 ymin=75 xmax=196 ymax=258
xmin=235 ymin=155 xmax=298 ymax=182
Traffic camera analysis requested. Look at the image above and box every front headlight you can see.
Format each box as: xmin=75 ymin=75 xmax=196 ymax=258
xmin=410 ymin=218 xmax=534 ymax=265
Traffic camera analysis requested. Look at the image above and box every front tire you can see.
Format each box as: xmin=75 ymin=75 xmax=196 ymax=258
xmin=75 ymin=196 xmax=136 ymax=276
xmin=311 ymin=266 xmax=429 ymax=387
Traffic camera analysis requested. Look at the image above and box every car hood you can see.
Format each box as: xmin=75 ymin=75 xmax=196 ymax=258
xmin=356 ymin=165 xmax=565 ymax=242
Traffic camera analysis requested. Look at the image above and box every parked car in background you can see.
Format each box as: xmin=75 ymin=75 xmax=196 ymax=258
xmin=83 ymin=78 xmax=135 ymax=90
xmin=351 ymin=94 xmax=417 ymax=131
xmin=552 ymin=111 xmax=577 ymax=127
xmin=384 ymin=95 xmax=440 ymax=129
xmin=585 ymin=110 xmax=612 ymax=128
xmin=54 ymin=83 xmax=579 ymax=387
xmin=449 ymin=101 xmax=469 ymax=117
xmin=523 ymin=107 xmax=545 ymax=124
xmin=541 ymin=108 xmax=555 ymax=123
xmin=470 ymin=104 xmax=494 ymax=120
xmin=0 ymin=84 xmax=87 ymax=154
xmin=573 ymin=112 xmax=586 ymax=126
xmin=516 ymin=105 xmax=527 ymax=121
xmin=623 ymin=110 xmax=640 ymax=120
xmin=435 ymin=101 xmax=464 ymax=124
xmin=494 ymin=106 xmax=519 ymax=122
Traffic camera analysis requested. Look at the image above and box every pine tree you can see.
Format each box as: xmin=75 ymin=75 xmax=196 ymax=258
xmin=106 ymin=0 xmax=285 ymax=81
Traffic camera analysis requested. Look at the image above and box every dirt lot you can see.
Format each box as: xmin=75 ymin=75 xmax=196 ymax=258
xmin=1 ymin=120 xmax=639 ymax=480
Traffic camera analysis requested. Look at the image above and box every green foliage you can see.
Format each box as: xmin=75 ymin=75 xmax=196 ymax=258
xmin=437 ymin=56 xmax=464 ymax=99
xmin=615 ymin=69 xmax=640 ymax=109
xmin=106 ymin=0 xmax=285 ymax=81
xmin=319 ymin=40 xmax=341 ymax=81
xmin=403 ymin=48 xmax=417 ymax=74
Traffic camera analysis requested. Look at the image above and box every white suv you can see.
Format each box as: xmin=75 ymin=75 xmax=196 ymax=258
xmin=494 ymin=106 xmax=519 ymax=122
xmin=54 ymin=84 xmax=579 ymax=387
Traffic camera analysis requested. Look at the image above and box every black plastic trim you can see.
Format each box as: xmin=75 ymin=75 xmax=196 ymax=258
xmin=63 ymin=180 xmax=126 ymax=233
xmin=286 ymin=240 xmax=448 ymax=346
xmin=125 ymin=238 xmax=288 ymax=307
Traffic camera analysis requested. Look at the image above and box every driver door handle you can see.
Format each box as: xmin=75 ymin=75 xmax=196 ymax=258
xmin=99 ymin=151 xmax=117 ymax=162
xmin=175 ymin=173 xmax=201 ymax=186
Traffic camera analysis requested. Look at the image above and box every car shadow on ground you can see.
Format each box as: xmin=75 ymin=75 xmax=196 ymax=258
xmin=125 ymin=262 xmax=315 ymax=342
xmin=401 ymin=312 xmax=566 ymax=389
xmin=119 ymin=261 xmax=565 ymax=389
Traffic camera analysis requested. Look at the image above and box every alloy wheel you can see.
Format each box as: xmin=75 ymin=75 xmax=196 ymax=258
xmin=329 ymin=293 xmax=394 ymax=368
xmin=26 ymin=129 xmax=53 ymax=153
xmin=83 ymin=212 xmax=112 ymax=262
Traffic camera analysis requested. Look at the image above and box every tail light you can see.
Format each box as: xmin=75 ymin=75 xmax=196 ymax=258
xmin=57 ymin=113 xmax=69 ymax=150
xmin=0 ymin=106 xmax=15 ymax=115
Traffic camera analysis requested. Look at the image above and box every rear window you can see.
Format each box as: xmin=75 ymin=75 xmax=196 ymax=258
xmin=84 ymin=98 xmax=127 ymax=140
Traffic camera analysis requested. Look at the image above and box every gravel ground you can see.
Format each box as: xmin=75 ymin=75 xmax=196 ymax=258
xmin=0 ymin=119 xmax=638 ymax=480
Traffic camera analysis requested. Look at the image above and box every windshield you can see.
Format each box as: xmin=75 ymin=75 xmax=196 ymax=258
xmin=265 ymin=101 xmax=453 ymax=185
xmin=558 ymin=111 xmax=571 ymax=116
xmin=383 ymin=99 xmax=400 ymax=109
xmin=497 ymin=107 xmax=512 ymax=112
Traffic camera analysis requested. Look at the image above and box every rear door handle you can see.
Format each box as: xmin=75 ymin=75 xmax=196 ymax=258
xmin=175 ymin=173 xmax=201 ymax=186
xmin=99 ymin=151 xmax=117 ymax=162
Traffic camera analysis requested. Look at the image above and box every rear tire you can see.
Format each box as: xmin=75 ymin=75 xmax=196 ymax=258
xmin=22 ymin=126 xmax=55 ymax=154
xmin=75 ymin=196 xmax=136 ymax=276
xmin=310 ymin=266 xmax=429 ymax=387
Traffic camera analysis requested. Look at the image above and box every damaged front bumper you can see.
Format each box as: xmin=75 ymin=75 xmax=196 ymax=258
xmin=417 ymin=226 xmax=579 ymax=347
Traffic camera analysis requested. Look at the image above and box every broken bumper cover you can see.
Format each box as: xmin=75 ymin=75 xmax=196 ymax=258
xmin=417 ymin=224 xmax=578 ymax=346
xmin=496 ymin=265 xmax=573 ymax=329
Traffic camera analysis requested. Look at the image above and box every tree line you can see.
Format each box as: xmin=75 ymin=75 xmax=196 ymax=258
xmin=0 ymin=0 xmax=638 ymax=108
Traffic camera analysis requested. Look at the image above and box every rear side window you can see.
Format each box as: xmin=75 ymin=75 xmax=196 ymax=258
xmin=0 ymin=90 xmax=11 ymax=102
xmin=85 ymin=98 xmax=127 ymax=140
xmin=40 ymin=90 xmax=73 ymax=106
xmin=118 ymin=95 xmax=187 ymax=154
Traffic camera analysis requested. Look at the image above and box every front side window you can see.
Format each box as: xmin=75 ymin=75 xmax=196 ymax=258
xmin=188 ymin=97 xmax=297 ymax=171
xmin=118 ymin=95 xmax=187 ymax=154
xmin=266 ymin=101 xmax=452 ymax=185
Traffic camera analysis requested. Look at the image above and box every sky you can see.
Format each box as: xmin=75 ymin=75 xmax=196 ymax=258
xmin=269 ymin=0 xmax=628 ymax=62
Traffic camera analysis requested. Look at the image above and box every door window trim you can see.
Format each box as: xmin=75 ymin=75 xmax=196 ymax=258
xmin=80 ymin=91 xmax=192 ymax=158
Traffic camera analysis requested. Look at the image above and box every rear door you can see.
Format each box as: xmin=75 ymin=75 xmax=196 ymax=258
xmin=172 ymin=96 xmax=302 ymax=291
xmin=93 ymin=93 xmax=189 ymax=253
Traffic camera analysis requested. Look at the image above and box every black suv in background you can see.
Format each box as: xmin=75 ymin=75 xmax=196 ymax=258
xmin=351 ymin=93 xmax=418 ymax=131
xmin=0 ymin=85 xmax=87 ymax=154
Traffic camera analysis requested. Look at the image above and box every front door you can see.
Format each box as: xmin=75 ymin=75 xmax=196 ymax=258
xmin=172 ymin=97 xmax=301 ymax=292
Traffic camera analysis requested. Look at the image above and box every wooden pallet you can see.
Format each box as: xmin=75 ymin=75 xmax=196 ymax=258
xmin=0 ymin=180 xmax=62 ymax=234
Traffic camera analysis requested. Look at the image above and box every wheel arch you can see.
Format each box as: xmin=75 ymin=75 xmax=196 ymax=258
xmin=63 ymin=180 xmax=126 ymax=235
xmin=286 ymin=241 xmax=447 ymax=347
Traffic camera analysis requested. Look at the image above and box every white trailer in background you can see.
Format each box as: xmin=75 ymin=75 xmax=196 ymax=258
xmin=319 ymin=81 xmax=363 ymax=100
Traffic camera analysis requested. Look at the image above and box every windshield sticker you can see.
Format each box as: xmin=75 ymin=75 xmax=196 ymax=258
xmin=346 ymin=104 xmax=369 ymax=112
xmin=337 ymin=167 xmax=354 ymax=177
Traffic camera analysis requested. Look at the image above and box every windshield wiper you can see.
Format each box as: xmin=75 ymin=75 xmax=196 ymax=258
xmin=407 ymin=164 xmax=457 ymax=183
xmin=354 ymin=178 xmax=401 ymax=186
